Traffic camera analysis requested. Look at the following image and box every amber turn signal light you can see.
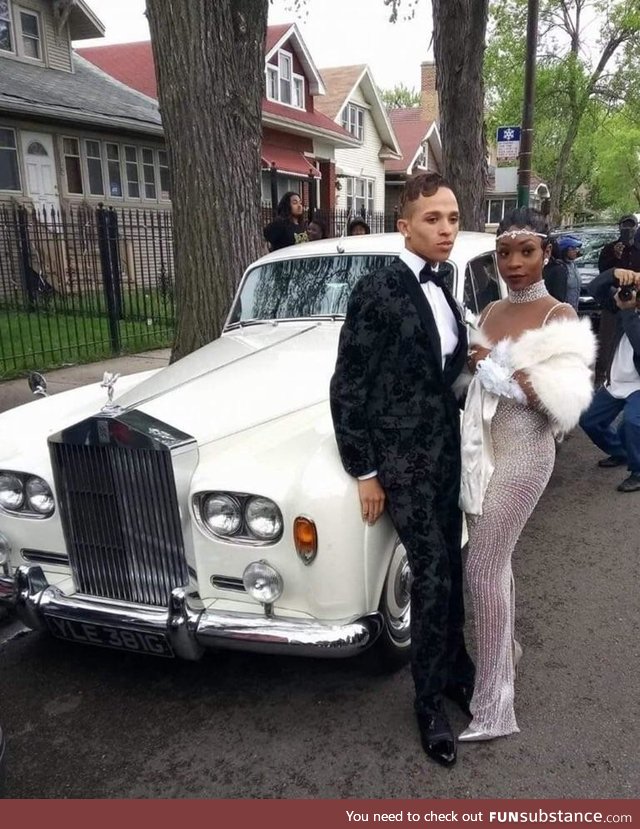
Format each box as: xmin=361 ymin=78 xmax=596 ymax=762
xmin=294 ymin=517 xmax=317 ymax=565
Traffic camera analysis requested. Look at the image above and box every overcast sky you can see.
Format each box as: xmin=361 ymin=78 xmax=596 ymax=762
xmin=77 ymin=0 xmax=435 ymax=90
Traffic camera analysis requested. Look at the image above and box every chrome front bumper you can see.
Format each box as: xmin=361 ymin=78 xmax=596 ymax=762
xmin=0 ymin=566 xmax=383 ymax=660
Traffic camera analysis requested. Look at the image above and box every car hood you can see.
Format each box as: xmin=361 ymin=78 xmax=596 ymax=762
xmin=115 ymin=321 xmax=341 ymax=445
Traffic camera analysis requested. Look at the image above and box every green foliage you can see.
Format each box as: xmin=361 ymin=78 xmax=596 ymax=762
xmin=485 ymin=0 xmax=640 ymax=220
xmin=380 ymin=83 xmax=421 ymax=109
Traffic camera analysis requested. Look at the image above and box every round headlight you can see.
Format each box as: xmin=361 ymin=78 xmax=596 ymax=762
xmin=244 ymin=496 xmax=283 ymax=540
xmin=202 ymin=493 xmax=242 ymax=536
xmin=25 ymin=476 xmax=54 ymax=515
xmin=242 ymin=561 xmax=283 ymax=604
xmin=0 ymin=473 xmax=24 ymax=511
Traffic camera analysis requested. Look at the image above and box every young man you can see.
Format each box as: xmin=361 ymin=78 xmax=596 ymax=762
xmin=580 ymin=267 xmax=640 ymax=492
xmin=598 ymin=215 xmax=640 ymax=273
xmin=330 ymin=173 xmax=475 ymax=767
xmin=263 ymin=192 xmax=308 ymax=251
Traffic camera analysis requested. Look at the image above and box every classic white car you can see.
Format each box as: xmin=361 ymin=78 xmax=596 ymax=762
xmin=0 ymin=231 xmax=502 ymax=666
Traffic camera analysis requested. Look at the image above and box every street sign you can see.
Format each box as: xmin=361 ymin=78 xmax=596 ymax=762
xmin=496 ymin=125 xmax=521 ymax=161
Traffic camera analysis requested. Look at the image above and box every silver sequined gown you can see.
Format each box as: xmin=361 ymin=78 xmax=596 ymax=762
xmin=465 ymin=398 xmax=556 ymax=736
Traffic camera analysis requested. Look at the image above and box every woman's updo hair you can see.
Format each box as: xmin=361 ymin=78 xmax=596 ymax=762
xmin=497 ymin=207 xmax=550 ymax=246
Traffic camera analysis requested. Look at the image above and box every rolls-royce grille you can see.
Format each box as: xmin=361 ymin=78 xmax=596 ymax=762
xmin=50 ymin=442 xmax=188 ymax=607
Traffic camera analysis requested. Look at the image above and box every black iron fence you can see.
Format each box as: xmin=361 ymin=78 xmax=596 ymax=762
xmin=0 ymin=203 xmax=175 ymax=379
xmin=0 ymin=203 xmax=400 ymax=379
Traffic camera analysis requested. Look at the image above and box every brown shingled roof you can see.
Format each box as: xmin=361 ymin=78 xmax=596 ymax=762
xmin=315 ymin=65 xmax=367 ymax=121
xmin=385 ymin=108 xmax=434 ymax=174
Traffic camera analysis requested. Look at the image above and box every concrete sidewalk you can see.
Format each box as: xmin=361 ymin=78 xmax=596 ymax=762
xmin=0 ymin=349 xmax=171 ymax=414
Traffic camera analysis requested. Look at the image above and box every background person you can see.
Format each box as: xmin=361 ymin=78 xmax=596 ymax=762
xmin=263 ymin=192 xmax=308 ymax=252
xmin=598 ymin=215 xmax=639 ymax=273
xmin=347 ymin=217 xmax=370 ymax=236
xmin=543 ymin=235 xmax=583 ymax=311
xmin=307 ymin=215 xmax=327 ymax=242
xmin=579 ymin=267 xmax=640 ymax=492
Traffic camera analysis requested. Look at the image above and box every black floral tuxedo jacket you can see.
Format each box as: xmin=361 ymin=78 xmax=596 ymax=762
xmin=330 ymin=259 xmax=468 ymax=482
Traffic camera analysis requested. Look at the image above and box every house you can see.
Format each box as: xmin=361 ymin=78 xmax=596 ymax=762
xmin=314 ymin=64 xmax=401 ymax=215
xmin=0 ymin=0 xmax=167 ymax=215
xmin=77 ymin=23 xmax=359 ymax=211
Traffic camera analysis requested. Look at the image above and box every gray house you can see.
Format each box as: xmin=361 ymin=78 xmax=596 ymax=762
xmin=0 ymin=0 xmax=166 ymax=214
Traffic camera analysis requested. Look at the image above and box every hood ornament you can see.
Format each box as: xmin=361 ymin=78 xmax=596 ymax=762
xmin=100 ymin=371 xmax=122 ymax=414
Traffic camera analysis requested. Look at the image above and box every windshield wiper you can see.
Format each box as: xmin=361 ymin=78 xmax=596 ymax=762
xmin=225 ymin=319 xmax=272 ymax=330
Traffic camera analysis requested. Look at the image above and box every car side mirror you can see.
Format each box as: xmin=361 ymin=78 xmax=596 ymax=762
xmin=27 ymin=371 xmax=48 ymax=397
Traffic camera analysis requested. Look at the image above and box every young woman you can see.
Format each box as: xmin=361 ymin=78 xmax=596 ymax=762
xmin=263 ymin=192 xmax=308 ymax=251
xmin=457 ymin=208 xmax=597 ymax=742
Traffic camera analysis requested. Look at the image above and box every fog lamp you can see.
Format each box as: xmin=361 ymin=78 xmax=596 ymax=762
xmin=242 ymin=560 xmax=283 ymax=605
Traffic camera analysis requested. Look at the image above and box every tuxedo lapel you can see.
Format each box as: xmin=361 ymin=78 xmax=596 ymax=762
xmin=441 ymin=281 xmax=468 ymax=383
xmin=398 ymin=263 xmax=443 ymax=376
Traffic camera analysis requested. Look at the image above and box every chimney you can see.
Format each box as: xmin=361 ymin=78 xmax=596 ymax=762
xmin=420 ymin=60 xmax=439 ymax=123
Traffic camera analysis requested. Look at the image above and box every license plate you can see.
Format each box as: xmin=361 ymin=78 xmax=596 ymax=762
xmin=46 ymin=616 xmax=174 ymax=657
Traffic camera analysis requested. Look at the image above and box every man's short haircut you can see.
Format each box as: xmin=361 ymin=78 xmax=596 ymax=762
xmin=398 ymin=172 xmax=455 ymax=218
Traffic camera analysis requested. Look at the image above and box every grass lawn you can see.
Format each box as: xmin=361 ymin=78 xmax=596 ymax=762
xmin=0 ymin=308 xmax=173 ymax=379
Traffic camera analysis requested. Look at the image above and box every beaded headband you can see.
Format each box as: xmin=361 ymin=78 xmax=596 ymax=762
xmin=496 ymin=229 xmax=548 ymax=241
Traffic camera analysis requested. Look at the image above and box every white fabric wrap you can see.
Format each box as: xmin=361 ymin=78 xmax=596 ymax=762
xmin=459 ymin=316 xmax=597 ymax=516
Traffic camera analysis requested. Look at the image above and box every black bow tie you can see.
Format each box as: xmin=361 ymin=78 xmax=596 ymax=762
xmin=419 ymin=263 xmax=446 ymax=288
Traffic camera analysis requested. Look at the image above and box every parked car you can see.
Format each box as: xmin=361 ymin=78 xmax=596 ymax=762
xmin=0 ymin=232 xmax=503 ymax=668
xmin=554 ymin=226 xmax=618 ymax=320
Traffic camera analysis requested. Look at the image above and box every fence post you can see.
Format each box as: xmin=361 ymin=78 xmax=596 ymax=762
xmin=106 ymin=207 xmax=123 ymax=319
xmin=15 ymin=206 xmax=37 ymax=312
xmin=270 ymin=162 xmax=278 ymax=219
xmin=96 ymin=204 xmax=121 ymax=354
xmin=307 ymin=169 xmax=317 ymax=222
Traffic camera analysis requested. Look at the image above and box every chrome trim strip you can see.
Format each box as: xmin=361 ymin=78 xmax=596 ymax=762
xmin=8 ymin=565 xmax=382 ymax=659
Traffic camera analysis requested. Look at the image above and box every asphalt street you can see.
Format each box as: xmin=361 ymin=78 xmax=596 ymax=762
xmin=0 ymin=427 xmax=638 ymax=799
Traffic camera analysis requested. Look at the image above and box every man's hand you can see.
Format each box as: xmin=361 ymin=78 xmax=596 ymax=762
xmin=613 ymin=268 xmax=640 ymax=287
xmin=357 ymin=477 xmax=386 ymax=525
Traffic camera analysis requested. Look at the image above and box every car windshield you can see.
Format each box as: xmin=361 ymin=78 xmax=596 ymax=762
xmin=571 ymin=228 xmax=618 ymax=268
xmin=227 ymin=254 xmax=399 ymax=324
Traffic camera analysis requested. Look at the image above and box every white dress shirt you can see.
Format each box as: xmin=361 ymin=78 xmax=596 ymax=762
xmin=358 ymin=249 xmax=459 ymax=481
xmin=607 ymin=335 xmax=640 ymax=399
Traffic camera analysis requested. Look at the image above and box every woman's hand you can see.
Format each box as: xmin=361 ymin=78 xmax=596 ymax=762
xmin=468 ymin=346 xmax=491 ymax=372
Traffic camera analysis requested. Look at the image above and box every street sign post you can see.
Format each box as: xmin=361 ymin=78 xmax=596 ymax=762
xmin=496 ymin=126 xmax=521 ymax=162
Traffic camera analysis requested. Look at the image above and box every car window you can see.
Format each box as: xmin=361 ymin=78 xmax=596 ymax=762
xmin=464 ymin=253 xmax=500 ymax=315
xmin=228 ymin=254 xmax=397 ymax=323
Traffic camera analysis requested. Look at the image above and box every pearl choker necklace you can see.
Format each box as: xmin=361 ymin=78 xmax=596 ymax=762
xmin=508 ymin=280 xmax=549 ymax=304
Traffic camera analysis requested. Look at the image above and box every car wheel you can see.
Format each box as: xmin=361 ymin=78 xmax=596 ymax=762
xmin=373 ymin=538 xmax=412 ymax=671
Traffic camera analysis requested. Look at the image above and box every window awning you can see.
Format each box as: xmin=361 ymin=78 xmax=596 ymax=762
xmin=261 ymin=144 xmax=321 ymax=178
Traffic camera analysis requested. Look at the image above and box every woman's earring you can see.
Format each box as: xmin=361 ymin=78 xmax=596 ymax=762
xmin=543 ymin=257 xmax=549 ymax=265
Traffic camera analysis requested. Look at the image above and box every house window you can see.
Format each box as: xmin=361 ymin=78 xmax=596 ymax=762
xmin=158 ymin=150 xmax=170 ymax=200
xmin=341 ymin=104 xmax=364 ymax=141
xmin=0 ymin=127 xmax=20 ymax=191
xmin=486 ymin=197 xmax=517 ymax=224
xmin=85 ymin=140 xmax=104 ymax=196
xmin=106 ymin=143 xmax=123 ymax=197
xmin=346 ymin=176 xmax=374 ymax=215
xmin=124 ymin=145 xmax=140 ymax=198
xmin=265 ymin=50 xmax=305 ymax=109
xmin=18 ymin=8 xmax=40 ymax=59
xmin=63 ymin=137 xmax=83 ymax=194
xmin=141 ymin=148 xmax=157 ymax=199
xmin=266 ymin=65 xmax=278 ymax=100
xmin=279 ymin=52 xmax=292 ymax=104
xmin=0 ymin=0 xmax=13 ymax=52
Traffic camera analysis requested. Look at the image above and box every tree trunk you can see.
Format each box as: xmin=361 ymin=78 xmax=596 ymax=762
xmin=432 ymin=0 xmax=489 ymax=231
xmin=146 ymin=0 xmax=268 ymax=361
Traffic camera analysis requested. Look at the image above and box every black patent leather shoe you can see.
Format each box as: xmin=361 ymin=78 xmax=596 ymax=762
xmin=617 ymin=473 xmax=640 ymax=492
xmin=598 ymin=455 xmax=626 ymax=468
xmin=444 ymin=684 xmax=474 ymax=718
xmin=415 ymin=706 xmax=457 ymax=767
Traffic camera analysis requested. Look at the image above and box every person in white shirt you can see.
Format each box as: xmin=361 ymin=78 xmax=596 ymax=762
xmin=580 ymin=268 xmax=640 ymax=492
xmin=330 ymin=172 xmax=474 ymax=767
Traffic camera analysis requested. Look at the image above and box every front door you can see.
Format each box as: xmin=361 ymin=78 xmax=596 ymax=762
xmin=21 ymin=131 xmax=60 ymax=215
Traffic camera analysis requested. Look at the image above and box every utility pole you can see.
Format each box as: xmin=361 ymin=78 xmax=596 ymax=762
xmin=517 ymin=0 xmax=540 ymax=207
